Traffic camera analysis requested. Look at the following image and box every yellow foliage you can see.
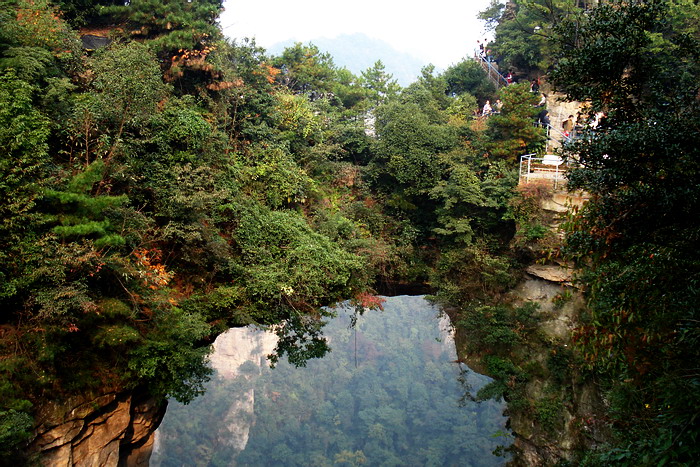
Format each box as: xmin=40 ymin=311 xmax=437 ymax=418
xmin=133 ymin=248 xmax=173 ymax=288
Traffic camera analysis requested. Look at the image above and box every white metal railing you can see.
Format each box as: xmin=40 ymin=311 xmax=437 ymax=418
xmin=519 ymin=153 xmax=569 ymax=189
xmin=545 ymin=123 xmax=572 ymax=144
xmin=474 ymin=53 xmax=509 ymax=88
xmin=533 ymin=122 xmax=574 ymax=147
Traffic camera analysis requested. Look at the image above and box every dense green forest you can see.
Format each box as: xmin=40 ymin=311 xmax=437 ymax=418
xmin=481 ymin=0 xmax=700 ymax=464
xmin=0 ymin=0 xmax=698 ymax=464
xmin=0 ymin=0 xmax=528 ymax=460
xmin=153 ymin=296 xmax=507 ymax=467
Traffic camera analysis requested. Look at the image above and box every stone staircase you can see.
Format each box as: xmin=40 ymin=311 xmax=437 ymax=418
xmin=540 ymin=93 xmax=583 ymax=151
xmin=474 ymin=54 xmax=509 ymax=88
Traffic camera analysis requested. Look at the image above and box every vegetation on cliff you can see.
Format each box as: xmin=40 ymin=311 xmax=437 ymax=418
xmin=3 ymin=0 xmax=695 ymax=464
xmin=482 ymin=0 xmax=700 ymax=464
xmin=0 ymin=0 xmax=532 ymax=460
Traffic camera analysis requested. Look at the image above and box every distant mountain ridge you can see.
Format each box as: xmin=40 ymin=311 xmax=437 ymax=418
xmin=267 ymin=33 xmax=428 ymax=87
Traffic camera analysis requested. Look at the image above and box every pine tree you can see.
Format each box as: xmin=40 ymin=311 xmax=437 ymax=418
xmin=44 ymin=160 xmax=128 ymax=249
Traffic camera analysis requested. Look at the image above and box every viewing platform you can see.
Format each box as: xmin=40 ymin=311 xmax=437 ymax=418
xmin=519 ymin=153 xmax=590 ymax=212
xmin=519 ymin=154 xmax=568 ymax=188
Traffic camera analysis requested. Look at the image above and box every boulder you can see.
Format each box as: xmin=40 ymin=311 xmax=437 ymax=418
xmin=526 ymin=264 xmax=573 ymax=284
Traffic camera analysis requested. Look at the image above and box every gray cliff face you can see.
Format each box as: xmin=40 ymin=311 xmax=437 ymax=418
xmin=503 ymin=178 xmax=605 ymax=464
xmin=28 ymin=390 xmax=166 ymax=467
xmin=151 ymin=326 xmax=278 ymax=462
xmin=506 ymin=272 xmax=607 ymax=466
xmin=451 ymin=164 xmax=607 ymax=465
xmin=207 ymin=326 xmax=277 ymax=452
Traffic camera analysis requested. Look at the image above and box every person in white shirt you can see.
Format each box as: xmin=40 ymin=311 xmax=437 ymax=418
xmin=482 ymin=100 xmax=493 ymax=116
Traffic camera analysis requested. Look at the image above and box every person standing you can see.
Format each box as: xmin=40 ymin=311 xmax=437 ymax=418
xmin=562 ymin=115 xmax=575 ymax=138
xmin=536 ymin=93 xmax=547 ymax=107
xmin=591 ymin=111 xmax=606 ymax=129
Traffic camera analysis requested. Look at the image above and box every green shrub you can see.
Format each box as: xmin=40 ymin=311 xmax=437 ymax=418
xmin=547 ymin=346 xmax=573 ymax=386
xmin=0 ymin=410 xmax=33 ymax=457
xmin=458 ymin=302 xmax=540 ymax=353
xmin=551 ymin=290 xmax=573 ymax=309
xmin=534 ymin=397 xmax=564 ymax=432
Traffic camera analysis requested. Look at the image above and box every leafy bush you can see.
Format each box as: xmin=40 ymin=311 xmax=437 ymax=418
xmin=126 ymin=308 xmax=212 ymax=403
xmin=0 ymin=410 xmax=33 ymax=459
xmin=534 ymin=397 xmax=564 ymax=432
xmin=476 ymin=355 xmax=528 ymax=409
xmin=233 ymin=203 xmax=363 ymax=313
xmin=432 ymin=245 xmax=518 ymax=306
xmin=458 ymin=302 xmax=540 ymax=354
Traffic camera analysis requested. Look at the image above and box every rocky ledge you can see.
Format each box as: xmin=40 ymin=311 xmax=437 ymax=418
xmin=28 ymin=389 xmax=166 ymax=466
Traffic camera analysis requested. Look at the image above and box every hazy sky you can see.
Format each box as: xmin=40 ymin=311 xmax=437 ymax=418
xmin=219 ymin=0 xmax=493 ymax=69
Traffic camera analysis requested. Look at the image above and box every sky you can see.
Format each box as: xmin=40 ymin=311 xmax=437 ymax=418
xmin=219 ymin=0 xmax=494 ymax=69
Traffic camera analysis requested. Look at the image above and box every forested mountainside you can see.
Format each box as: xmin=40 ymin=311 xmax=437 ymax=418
xmin=153 ymin=297 xmax=507 ymax=467
xmin=0 ymin=0 xmax=698 ymax=465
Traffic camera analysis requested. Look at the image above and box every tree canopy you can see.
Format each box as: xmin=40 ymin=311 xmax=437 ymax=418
xmin=0 ymin=0 xmax=604 ymax=462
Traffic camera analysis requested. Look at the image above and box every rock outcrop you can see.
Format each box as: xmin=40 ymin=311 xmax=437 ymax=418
xmin=28 ymin=389 xmax=166 ymax=467
xmin=499 ymin=171 xmax=607 ymax=465
xmin=451 ymin=162 xmax=607 ymax=465
xmin=151 ymin=326 xmax=278 ymax=463
xmin=506 ymin=273 xmax=607 ymax=466
xmin=207 ymin=326 xmax=277 ymax=452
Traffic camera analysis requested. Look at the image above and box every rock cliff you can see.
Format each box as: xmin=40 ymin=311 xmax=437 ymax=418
xmin=27 ymin=389 xmax=166 ymax=466
xmin=504 ymin=178 xmax=606 ymax=465
xmin=506 ymin=271 xmax=607 ymax=465
xmin=451 ymin=173 xmax=607 ymax=465
xmin=207 ymin=326 xmax=277 ymax=452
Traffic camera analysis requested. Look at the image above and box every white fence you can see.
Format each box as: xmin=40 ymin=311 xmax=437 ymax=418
xmin=519 ymin=154 xmax=569 ymax=188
